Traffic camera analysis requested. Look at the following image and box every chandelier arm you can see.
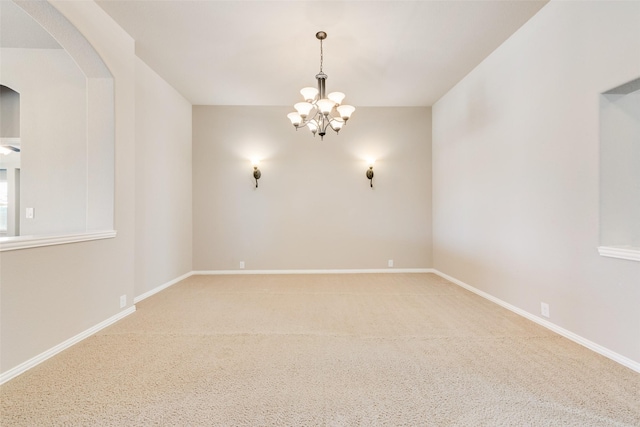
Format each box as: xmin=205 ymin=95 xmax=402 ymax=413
xmin=297 ymin=109 xmax=321 ymax=127
xmin=319 ymin=116 xmax=333 ymax=133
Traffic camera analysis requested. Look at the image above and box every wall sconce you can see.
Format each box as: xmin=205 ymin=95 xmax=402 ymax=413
xmin=366 ymin=160 xmax=375 ymax=188
xmin=252 ymin=160 xmax=261 ymax=188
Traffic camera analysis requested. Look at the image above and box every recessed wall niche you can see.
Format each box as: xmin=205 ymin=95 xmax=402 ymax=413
xmin=0 ymin=85 xmax=21 ymax=237
xmin=0 ymin=0 xmax=114 ymax=250
xmin=598 ymin=77 xmax=640 ymax=262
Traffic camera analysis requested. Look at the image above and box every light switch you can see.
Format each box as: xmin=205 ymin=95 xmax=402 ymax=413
xmin=26 ymin=207 xmax=34 ymax=219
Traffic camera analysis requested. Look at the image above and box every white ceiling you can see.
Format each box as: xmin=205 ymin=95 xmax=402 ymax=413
xmin=96 ymin=0 xmax=548 ymax=107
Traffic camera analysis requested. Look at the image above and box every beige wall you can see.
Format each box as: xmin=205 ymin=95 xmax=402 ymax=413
xmin=193 ymin=106 xmax=432 ymax=271
xmin=135 ymin=57 xmax=192 ymax=298
xmin=0 ymin=0 xmax=136 ymax=373
xmin=433 ymin=1 xmax=640 ymax=364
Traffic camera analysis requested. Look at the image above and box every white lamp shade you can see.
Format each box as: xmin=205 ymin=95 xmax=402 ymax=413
xmin=0 ymin=146 xmax=12 ymax=156
xmin=316 ymin=98 xmax=335 ymax=115
xmin=330 ymin=118 xmax=344 ymax=131
xmin=328 ymin=92 xmax=346 ymax=105
xmin=307 ymin=119 xmax=319 ymax=134
xmin=287 ymin=112 xmax=302 ymax=126
xmin=300 ymin=87 xmax=319 ymax=102
xmin=294 ymin=102 xmax=314 ymax=118
xmin=337 ymin=104 xmax=355 ymax=120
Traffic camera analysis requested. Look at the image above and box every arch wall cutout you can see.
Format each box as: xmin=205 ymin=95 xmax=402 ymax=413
xmin=0 ymin=0 xmax=115 ymax=251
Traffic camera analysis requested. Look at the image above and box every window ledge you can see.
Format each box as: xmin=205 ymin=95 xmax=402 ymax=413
xmin=598 ymin=246 xmax=640 ymax=262
xmin=0 ymin=230 xmax=116 ymax=252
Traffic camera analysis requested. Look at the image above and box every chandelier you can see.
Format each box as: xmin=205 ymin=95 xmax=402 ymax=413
xmin=287 ymin=31 xmax=355 ymax=140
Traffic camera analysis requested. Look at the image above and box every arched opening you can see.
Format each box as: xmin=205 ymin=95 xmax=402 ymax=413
xmin=0 ymin=0 xmax=115 ymax=250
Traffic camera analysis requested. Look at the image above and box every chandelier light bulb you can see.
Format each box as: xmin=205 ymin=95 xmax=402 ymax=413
xmin=300 ymin=87 xmax=319 ymax=102
xmin=330 ymin=118 xmax=344 ymax=131
xmin=287 ymin=112 xmax=302 ymax=126
xmin=308 ymin=119 xmax=319 ymax=134
xmin=337 ymin=104 xmax=355 ymax=121
xmin=294 ymin=102 xmax=314 ymax=118
xmin=328 ymin=92 xmax=345 ymax=105
xmin=316 ymin=98 xmax=335 ymax=115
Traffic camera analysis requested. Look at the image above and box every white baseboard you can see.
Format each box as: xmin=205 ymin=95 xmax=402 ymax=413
xmin=431 ymin=269 xmax=640 ymax=374
xmin=137 ymin=269 xmax=434 ymax=303
xmin=134 ymin=271 xmax=194 ymax=304
xmin=193 ymin=268 xmax=435 ymax=275
xmin=0 ymin=306 xmax=136 ymax=385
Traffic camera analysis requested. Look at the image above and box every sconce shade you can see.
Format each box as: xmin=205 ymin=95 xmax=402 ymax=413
xmin=252 ymin=162 xmax=261 ymax=188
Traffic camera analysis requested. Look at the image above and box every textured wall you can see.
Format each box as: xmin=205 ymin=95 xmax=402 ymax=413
xmin=433 ymin=1 xmax=640 ymax=364
xmin=192 ymin=106 xmax=432 ymax=271
xmin=135 ymin=57 xmax=192 ymax=298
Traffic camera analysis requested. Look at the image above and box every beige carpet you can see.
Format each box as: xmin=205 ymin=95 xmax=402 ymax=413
xmin=1 ymin=273 xmax=639 ymax=426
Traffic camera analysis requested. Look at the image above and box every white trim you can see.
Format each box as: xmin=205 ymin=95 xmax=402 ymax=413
xmin=193 ymin=268 xmax=434 ymax=275
xmin=0 ymin=306 xmax=136 ymax=385
xmin=0 ymin=230 xmax=116 ymax=252
xmin=134 ymin=271 xmax=194 ymax=304
xmin=597 ymin=246 xmax=640 ymax=262
xmin=431 ymin=269 xmax=640 ymax=374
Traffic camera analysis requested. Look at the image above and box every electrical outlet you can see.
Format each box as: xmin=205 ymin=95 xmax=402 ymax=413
xmin=25 ymin=207 xmax=34 ymax=219
xmin=120 ymin=295 xmax=127 ymax=309
xmin=388 ymin=259 xmax=394 ymax=268
xmin=541 ymin=302 xmax=550 ymax=318
xmin=239 ymin=261 xmax=245 ymax=269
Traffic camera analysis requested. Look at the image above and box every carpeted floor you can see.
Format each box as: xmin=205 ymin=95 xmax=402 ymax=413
xmin=1 ymin=273 xmax=639 ymax=426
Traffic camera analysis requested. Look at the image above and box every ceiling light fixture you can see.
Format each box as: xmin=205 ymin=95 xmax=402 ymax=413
xmin=287 ymin=31 xmax=355 ymax=140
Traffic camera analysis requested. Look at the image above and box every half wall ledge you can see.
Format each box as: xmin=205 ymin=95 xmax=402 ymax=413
xmin=0 ymin=230 xmax=117 ymax=251
xmin=597 ymin=246 xmax=640 ymax=262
